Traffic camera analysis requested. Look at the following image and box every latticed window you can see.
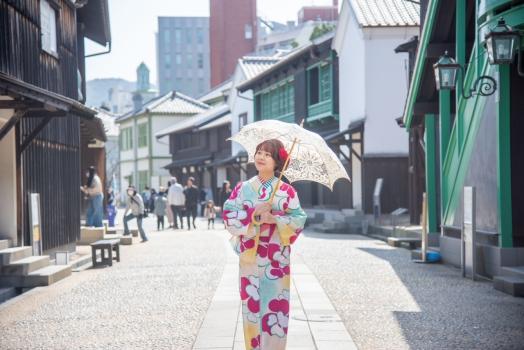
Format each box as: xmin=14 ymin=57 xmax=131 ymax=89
xmin=320 ymin=64 xmax=332 ymax=102
xmin=120 ymin=127 xmax=133 ymax=151
xmin=138 ymin=123 xmax=148 ymax=148
xmin=257 ymin=80 xmax=294 ymax=121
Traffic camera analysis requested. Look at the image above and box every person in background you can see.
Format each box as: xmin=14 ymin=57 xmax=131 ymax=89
xmin=123 ymin=186 xmax=148 ymax=242
xmin=219 ymin=180 xmax=232 ymax=229
xmin=141 ymin=186 xmax=151 ymax=215
xmin=168 ymin=177 xmax=185 ymax=229
xmin=81 ymin=166 xmax=104 ymax=227
xmin=166 ymin=181 xmax=174 ymax=228
xmin=149 ymin=188 xmax=157 ymax=215
xmin=183 ymin=177 xmax=199 ymax=230
xmin=204 ymin=200 xmax=216 ymax=229
xmin=199 ymin=187 xmax=207 ymax=217
xmin=154 ymin=187 xmax=168 ymax=231
xmin=106 ymin=187 xmax=116 ymax=227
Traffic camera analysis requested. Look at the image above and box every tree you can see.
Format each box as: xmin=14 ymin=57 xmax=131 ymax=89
xmin=309 ymin=23 xmax=336 ymax=41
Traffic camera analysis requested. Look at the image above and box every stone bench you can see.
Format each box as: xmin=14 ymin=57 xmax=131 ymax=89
xmin=387 ymin=237 xmax=421 ymax=250
xmin=90 ymin=239 xmax=120 ymax=267
xmin=78 ymin=227 xmax=105 ymax=245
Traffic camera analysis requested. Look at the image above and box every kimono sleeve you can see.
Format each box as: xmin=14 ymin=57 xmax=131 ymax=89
xmin=222 ymin=182 xmax=256 ymax=238
xmin=274 ymin=183 xmax=307 ymax=246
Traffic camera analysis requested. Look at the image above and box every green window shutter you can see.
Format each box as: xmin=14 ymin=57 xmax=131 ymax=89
xmin=320 ymin=65 xmax=331 ymax=102
xmin=138 ymin=124 xmax=148 ymax=148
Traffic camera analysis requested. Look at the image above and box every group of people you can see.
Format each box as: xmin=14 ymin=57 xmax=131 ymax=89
xmin=81 ymin=166 xmax=235 ymax=241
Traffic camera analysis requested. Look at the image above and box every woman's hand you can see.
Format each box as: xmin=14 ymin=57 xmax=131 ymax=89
xmin=253 ymin=202 xmax=272 ymax=216
xmin=260 ymin=212 xmax=277 ymax=225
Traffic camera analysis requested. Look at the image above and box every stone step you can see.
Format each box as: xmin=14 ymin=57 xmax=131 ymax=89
xmin=0 ymin=247 xmax=32 ymax=266
xmin=0 ymin=239 xmax=11 ymax=250
xmin=0 ymin=265 xmax=71 ymax=288
xmin=500 ymin=266 xmax=524 ymax=279
xmin=387 ymin=237 xmax=422 ymax=250
xmin=0 ymin=287 xmax=17 ymax=303
xmin=493 ymin=275 xmax=524 ymax=297
xmin=1 ymin=255 xmax=51 ymax=275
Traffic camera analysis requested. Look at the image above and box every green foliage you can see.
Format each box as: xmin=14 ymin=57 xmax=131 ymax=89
xmin=309 ymin=23 xmax=336 ymax=41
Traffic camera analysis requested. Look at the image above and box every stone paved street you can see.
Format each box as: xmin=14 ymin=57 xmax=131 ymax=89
xmin=1 ymin=218 xmax=524 ymax=349
xmin=295 ymin=232 xmax=524 ymax=349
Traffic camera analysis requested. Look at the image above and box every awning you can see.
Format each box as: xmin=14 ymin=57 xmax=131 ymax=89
xmin=207 ymin=151 xmax=248 ymax=167
xmin=80 ymin=116 xmax=107 ymax=144
xmin=326 ymin=118 xmax=365 ymax=144
xmin=77 ymin=0 xmax=111 ymax=46
xmin=164 ymin=155 xmax=212 ymax=169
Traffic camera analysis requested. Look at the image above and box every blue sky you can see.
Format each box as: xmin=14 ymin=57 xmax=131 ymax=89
xmin=85 ymin=0 xmax=335 ymax=82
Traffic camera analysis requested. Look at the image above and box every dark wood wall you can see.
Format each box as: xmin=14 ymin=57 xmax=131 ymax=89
xmin=0 ymin=0 xmax=80 ymax=99
xmin=362 ymin=156 xmax=409 ymax=214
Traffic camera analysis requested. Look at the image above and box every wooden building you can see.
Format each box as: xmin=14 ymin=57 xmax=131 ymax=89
xmin=237 ymin=33 xmax=349 ymax=209
xmin=0 ymin=0 xmax=111 ymax=255
xmin=402 ymin=0 xmax=524 ymax=295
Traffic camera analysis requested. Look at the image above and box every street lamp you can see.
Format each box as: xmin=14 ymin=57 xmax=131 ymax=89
xmin=433 ymin=51 xmax=497 ymax=99
xmin=484 ymin=18 xmax=524 ymax=77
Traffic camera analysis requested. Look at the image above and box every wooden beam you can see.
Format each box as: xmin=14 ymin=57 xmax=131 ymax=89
xmin=0 ymin=111 xmax=23 ymax=142
xmin=0 ymin=100 xmax=44 ymax=109
xmin=426 ymin=43 xmax=455 ymax=58
xmin=20 ymin=116 xmax=53 ymax=152
xmin=24 ymin=111 xmax=69 ymax=118
xmin=413 ymin=101 xmax=439 ymax=115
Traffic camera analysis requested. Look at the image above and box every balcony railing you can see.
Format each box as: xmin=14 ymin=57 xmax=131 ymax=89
xmin=307 ymin=99 xmax=333 ymax=122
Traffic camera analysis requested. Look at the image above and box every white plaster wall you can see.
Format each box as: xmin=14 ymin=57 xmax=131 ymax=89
xmin=152 ymin=115 xmax=190 ymax=155
xmin=337 ymin=8 xmax=366 ymax=131
xmin=0 ymin=107 xmax=17 ymax=244
xmin=119 ymin=161 xmax=134 ymax=202
xmin=152 ymin=158 xmax=171 ymax=177
xmin=363 ymin=27 xmax=417 ymax=155
xmin=229 ymin=67 xmax=253 ymax=156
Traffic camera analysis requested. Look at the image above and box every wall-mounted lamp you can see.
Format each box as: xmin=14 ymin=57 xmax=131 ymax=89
xmin=484 ymin=18 xmax=524 ymax=77
xmin=433 ymin=51 xmax=497 ymax=99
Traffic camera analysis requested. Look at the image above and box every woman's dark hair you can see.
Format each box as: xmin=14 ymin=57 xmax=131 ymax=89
xmin=86 ymin=166 xmax=96 ymax=187
xmin=221 ymin=180 xmax=230 ymax=193
xmin=127 ymin=186 xmax=137 ymax=196
xmin=256 ymin=139 xmax=286 ymax=173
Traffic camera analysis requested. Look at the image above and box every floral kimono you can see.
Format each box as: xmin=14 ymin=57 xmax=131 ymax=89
xmin=223 ymin=176 xmax=307 ymax=350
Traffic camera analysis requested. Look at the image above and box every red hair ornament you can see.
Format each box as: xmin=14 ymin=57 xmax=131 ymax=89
xmin=279 ymin=148 xmax=289 ymax=163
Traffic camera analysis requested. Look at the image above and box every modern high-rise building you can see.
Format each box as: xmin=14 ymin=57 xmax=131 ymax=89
xmin=157 ymin=17 xmax=210 ymax=97
xmin=210 ymin=0 xmax=257 ymax=87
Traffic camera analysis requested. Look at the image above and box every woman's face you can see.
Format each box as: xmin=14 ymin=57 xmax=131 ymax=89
xmin=127 ymin=189 xmax=134 ymax=197
xmin=254 ymin=148 xmax=276 ymax=174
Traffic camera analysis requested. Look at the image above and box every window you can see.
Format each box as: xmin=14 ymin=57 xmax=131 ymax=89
xmin=138 ymin=123 xmax=148 ymax=148
xmin=176 ymin=54 xmax=182 ymax=65
xmin=257 ymin=80 xmax=294 ymax=121
xmin=186 ymin=29 xmax=192 ymax=44
xmin=198 ymin=78 xmax=204 ymax=93
xmin=196 ymin=28 xmax=204 ymax=44
xmin=320 ymin=65 xmax=332 ymax=102
xmin=245 ymin=24 xmax=253 ymax=39
xmin=138 ymin=171 xmax=149 ymax=192
xmin=165 ymin=54 xmax=171 ymax=68
xmin=187 ymin=54 xmax=193 ymax=68
xmin=40 ymin=0 xmax=58 ymax=57
xmin=175 ymin=28 xmax=182 ymax=43
xmin=308 ymin=67 xmax=319 ymax=105
xmin=197 ymin=53 xmax=204 ymax=69
xmin=176 ymin=78 xmax=183 ymax=87
xmin=239 ymin=113 xmax=248 ymax=129
xmin=163 ymin=30 xmax=170 ymax=46
xmin=120 ymin=127 xmax=133 ymax=151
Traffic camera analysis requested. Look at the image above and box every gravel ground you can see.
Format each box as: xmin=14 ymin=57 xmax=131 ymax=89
xmin=295 ymin=231 xmax=524 ymax=350
xmin=0 ymin=216 xmax=227 ymax=350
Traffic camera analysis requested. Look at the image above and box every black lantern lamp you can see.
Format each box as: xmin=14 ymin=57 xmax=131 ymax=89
xmin=434 ymin=51 xmax=497 ymax=99
xmin=433 ymin=51 xmax=459 ymax=90
xmin=485 ymin=18 xmax=524 ymax=77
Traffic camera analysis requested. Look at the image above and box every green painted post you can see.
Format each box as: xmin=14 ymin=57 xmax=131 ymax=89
xmin=439 ymin=90 xmax=451 ymax=210
xmin=497 ymin=65 xmax=513 ymax=248
xmin=425 ymin=114 xmax=438 ymax=233
xmin=456 ymin=0 xmax=466 ymax=148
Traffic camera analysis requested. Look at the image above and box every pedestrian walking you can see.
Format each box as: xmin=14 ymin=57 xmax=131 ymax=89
xmin=166 ymin=181 xmax=174 ymax=227
xmin=167 ymin=177 xmax=185 ymax=229
xmin=184 ymin=177 xmax=199 ymax=230
xmin=204 ymin=200 xmax=217 ymax=229
xmin=223 ymin=139 xmax=307 ymax=350
xmin=123 ymin=186 xmax=148 ymax=242
xmin=154 ymin=187 xmax=168 ymax=231
xmin=80 ymin=166 xmax=104 ymax=227
xmin=141 ymin=186 xmax=151 ymax=215
xmin=106 ymin=187 xmax=116 ymax=227
xmin=219 ymin=180 xmax=232 ymax=228
xmin=149 ymin=188 xmax=157 ymax=214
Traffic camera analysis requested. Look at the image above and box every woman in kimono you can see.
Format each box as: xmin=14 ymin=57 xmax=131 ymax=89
xmin=223 ymin=139 xmax=307 ymax=350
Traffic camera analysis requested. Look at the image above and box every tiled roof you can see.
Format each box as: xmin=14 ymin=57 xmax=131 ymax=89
xmin=116 ymin=91 xmax=209 ymax=122
xmin=197 ymin=112 xmax=231 ymax=131
xmin=239 ymin=56 xmax=281 ymax=80
xmin=155 ymin=103 xmax=230 ymax=138
xmin=198 ymin=79 xmax=233 ymax=103
xmin=350 ymin=0 xmax=419 ymax=27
